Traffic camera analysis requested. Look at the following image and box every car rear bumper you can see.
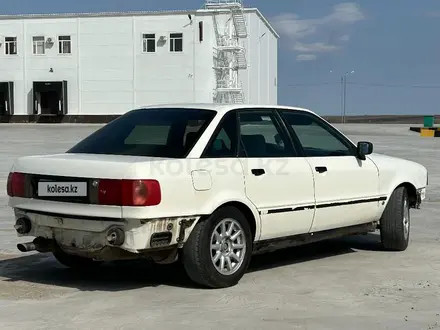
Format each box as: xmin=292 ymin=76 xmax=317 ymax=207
xmin=13 ymin=208 xmax=200 ymax=260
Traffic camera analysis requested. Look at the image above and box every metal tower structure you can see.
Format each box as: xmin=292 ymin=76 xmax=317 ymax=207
xmin=204 ymin=0 xmax=248 ymax=104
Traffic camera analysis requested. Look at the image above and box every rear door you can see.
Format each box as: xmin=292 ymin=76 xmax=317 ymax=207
xmin=237 ymin=109 xmax=316 ymax=241
xmin=278 ymin=109 xmax=381 ymax=232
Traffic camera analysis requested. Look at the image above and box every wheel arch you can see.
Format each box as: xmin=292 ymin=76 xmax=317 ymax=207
xmin=200 ymin=201 xmax=259 ymax=241
xmin=393 ymin=182 xmax=418 ymax=208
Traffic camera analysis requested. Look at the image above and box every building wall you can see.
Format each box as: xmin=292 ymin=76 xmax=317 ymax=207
xmin=0 ymin=19 xmax=26 ymax=114
xmin=207 ymin=10 xmax=278 ymax=105
xmin=0 ymin=9 xmax=278 ymax=116
xmin=245 ymin=11 xmax=277 ymax=105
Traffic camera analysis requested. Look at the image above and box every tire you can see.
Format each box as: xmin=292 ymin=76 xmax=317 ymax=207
xmin=53 ymin=248 xmax=103 ymax=270
xmin=380 ymin=186 xmax=410 ymax=251
xmin=182 ymin=206 xmax=253 ymax=289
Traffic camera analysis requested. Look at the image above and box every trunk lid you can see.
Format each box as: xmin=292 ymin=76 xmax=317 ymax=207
xmin=13 ymin=153 xmax=169 ymax=179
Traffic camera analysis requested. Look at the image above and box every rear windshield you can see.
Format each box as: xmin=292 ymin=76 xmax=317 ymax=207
xmin=67 ymin=108 xmax=216 ymax=158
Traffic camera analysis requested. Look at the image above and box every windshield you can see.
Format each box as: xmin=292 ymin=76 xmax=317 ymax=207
xmin=67 ymin=108 xmax=216 ymax=158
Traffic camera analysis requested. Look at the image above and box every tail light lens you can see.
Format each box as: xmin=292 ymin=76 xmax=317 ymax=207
xmin=7 ymin=172 xmax=26 ymax=197
xmin=98 ymin=179 xmax=161 ymax=207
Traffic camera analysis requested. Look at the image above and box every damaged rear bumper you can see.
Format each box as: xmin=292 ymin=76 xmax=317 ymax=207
xmin=13 ymin=208 xmax=199 ymax=261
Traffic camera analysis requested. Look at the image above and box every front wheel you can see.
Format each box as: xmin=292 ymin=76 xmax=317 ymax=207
xmin=380 ymin=186 xmax=410 ymax=251
xmin=182 ymin=206 xmax=253 ymax=288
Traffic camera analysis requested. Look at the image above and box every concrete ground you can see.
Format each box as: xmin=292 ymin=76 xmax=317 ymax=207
xmin=0 ymin=123 xmax=439 ymax=330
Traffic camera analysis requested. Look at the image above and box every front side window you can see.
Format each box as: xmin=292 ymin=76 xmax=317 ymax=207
xmin=5 ymin=37 xmax=17 ymax=55
xmin=279 ymin=110 xmax=355 ymax=157
xmin=170 ymin=33 xmax=183 ymax=52
xmin=58 ymin=36 xmax=72 ymax=54
xmin=238 ymin=111 xmax=296 ymax=158
xmin=67 ymin=108 xmax=216 ymax=158
xmin=33 ymin=36 xmax=45 ymax=55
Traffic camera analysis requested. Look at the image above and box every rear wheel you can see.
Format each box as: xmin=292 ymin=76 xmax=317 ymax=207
xmin=380 ymin=186 xmax=410 ymax=251
xmin=53 ymin=248 xmax=103 ymax=270
xmin=182 ymin=206 xmax=253 ymax=288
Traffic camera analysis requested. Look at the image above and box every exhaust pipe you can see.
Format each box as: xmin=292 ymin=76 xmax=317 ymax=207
xmin=17 ymin=242 xmax=36 ymax=252
xmin=17 ymin=237 xmax=54 ymax=253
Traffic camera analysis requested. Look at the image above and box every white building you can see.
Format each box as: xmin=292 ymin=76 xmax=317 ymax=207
xmin=0 ymin=0 xmax=278 ymax=121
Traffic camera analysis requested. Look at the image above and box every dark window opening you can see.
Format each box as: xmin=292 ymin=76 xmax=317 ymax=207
xmin=199 ymin=21 xmax=204 ymax=42
xmin=5 ymin=37 xmax=17 ymax=55
xmin=67 ymin=108 xmax=216 ymax=158
xmin=170 ymin=33 xmax=183 ymax=52
xmin=58 ymin=35 xmax=72 ymax=54
xmin=143 ymin=34 xmax=156 ymax=53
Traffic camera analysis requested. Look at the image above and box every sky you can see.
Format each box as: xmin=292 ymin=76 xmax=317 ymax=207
xmin=2 ymin=0 xmax=440 ymax=116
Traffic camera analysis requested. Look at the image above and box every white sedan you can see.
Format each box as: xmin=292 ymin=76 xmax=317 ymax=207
xmin=7 ymin=104 xmax=428 ymax=288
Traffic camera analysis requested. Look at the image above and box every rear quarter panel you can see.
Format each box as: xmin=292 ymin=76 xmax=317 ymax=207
xmin=121 ymin=159 xmax=261 ymax=233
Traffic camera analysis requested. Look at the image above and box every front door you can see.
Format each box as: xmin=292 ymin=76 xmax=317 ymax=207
xmin=278 ymin=110 xmax=381 ymax=233
xmin=237 ymin=110 xmax=316 ymax=240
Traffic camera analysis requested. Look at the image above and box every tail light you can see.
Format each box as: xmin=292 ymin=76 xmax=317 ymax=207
xmin=7 ymin=172 xmax=26 ymax=197
xmin=98 ymin=179 xmax=161 ymax=207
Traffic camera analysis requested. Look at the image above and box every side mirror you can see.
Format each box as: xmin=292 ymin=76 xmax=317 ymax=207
xmin=357 ymin=141 xmax=373 ymax=160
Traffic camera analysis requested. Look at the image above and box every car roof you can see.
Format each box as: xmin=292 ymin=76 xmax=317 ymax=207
xmin=136 ymin=103 xmax=316 ymax=116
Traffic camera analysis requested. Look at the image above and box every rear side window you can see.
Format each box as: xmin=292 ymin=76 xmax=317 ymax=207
xmin=238 ymin=111 xmax=297 ymax=158
xmin=203 ymin=110 xmax=238 ymax=158
xmin=67 ymin=108 xmax=216 ymax=158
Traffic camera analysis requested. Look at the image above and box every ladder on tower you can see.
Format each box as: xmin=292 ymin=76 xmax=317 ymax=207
xmin=231 ymin=7 xmax=247 ymax=38
xmin=235 ymin=49 xmax=247 ymax=69
xmin=231 ymin=92 xmax=244 ymax=104
xmin=205 ymin=0 xmax=248 ymax=38
xmin=204 ymin=0 xmax=248 ymax=104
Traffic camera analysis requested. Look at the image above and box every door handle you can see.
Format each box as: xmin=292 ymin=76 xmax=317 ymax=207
xmin=251 ymin=168 xmax=265 ymax=176
xmin=315 ymin=166 xmax=327 ymax=173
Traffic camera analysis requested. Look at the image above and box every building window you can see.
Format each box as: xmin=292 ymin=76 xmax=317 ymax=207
xmin=142 ymin=33 xmax=156 ymax=53
xmin=58 ymin=35 xmax=71 ymax=54
xmin=170 ymin=33 xmax=183 ymax=52
xmin=32 ymin=36 xmax=45 ymax=55
xmin=5 ymin=37 xmax=17 ymax=55
xmin=142 ymin=34 xmax=156 ymax=53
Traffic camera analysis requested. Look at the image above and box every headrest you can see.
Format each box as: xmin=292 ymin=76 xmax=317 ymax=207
xmin=241 ymin=134 xmax=266 ymax=156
